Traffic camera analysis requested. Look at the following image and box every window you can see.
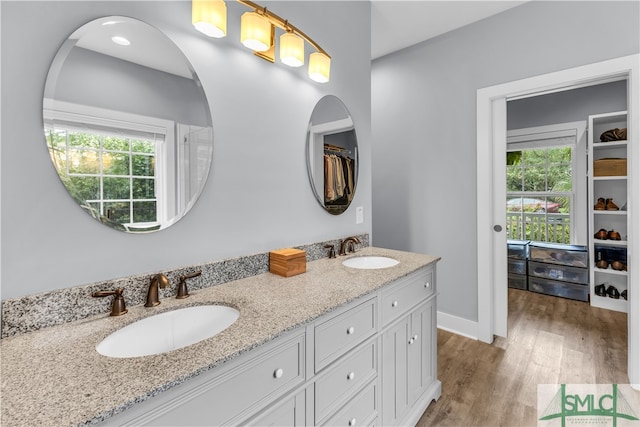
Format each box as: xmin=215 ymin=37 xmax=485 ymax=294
xmin=507 ymin=146 xmax=573 ymax=244
xmin=505 ymin=124 xmax=586 ymax=245
xmin=46 ymin=128 xmax=160 ymax=227
xmin=44 ymin=101 xmax=172 ymax=231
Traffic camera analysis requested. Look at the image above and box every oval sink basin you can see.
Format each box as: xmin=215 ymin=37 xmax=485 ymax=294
xmin=342 ymin=256 xmax=399 ymax=269
xmin=96 ymin=305 xmax=239 ymax=358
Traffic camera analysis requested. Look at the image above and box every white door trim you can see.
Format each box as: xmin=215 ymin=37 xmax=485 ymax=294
xmin=476 ymin=54 xmax=640 ymax=388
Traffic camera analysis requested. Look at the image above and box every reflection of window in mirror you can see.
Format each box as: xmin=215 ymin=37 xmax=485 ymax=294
xmin=44 ymin=100 xmax=174 ymax=232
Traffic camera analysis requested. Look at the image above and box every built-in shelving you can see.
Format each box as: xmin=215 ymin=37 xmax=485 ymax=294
xmin=588 ymin=111 xmax=629 ymax=313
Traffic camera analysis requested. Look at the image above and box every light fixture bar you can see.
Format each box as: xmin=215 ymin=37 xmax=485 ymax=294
xmin=236 ymin=0 xmax=330 ymax=59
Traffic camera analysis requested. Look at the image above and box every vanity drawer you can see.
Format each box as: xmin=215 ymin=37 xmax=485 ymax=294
xmin=381 ymin=267 xmax=433 ymax=326
xmin=132 ymin=332 xmax=305 ymax=426
xmin=321 ymin=381 xmax=377 ymax=427
xmin=315 ymin=297 xmax=377 ymax=372
xmin=315 ymin=340 xmax=377 ymax=423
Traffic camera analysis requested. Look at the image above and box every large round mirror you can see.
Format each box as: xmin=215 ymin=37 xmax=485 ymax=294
xmin=306 ymin=95 xmax=358 ymax=215
xmin=43 ymin=16 xmax=213 ymax=232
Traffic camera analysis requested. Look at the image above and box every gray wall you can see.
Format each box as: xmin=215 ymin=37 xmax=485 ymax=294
xmin=371 ymin=1 xmax=639 ymax=323
xmin=508 ymin=80 xmax=628 ymax=130
xmin=1 ymin=1 xmax=372 ymax=299
xmin=52 ymin=47 xmax=210 ymax=126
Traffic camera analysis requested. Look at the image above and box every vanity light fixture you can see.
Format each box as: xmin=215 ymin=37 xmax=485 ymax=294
xmin=192 ymin=0 xmax=331 ymax=82
xmin=192 ymin=0 xmax=227 ymax=38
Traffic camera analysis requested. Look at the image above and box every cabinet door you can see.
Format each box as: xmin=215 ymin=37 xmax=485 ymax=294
xmin=408 ymin=299 xmax=436 ymax=404
xmin=381 ymin=315 xmax=410 ymax=426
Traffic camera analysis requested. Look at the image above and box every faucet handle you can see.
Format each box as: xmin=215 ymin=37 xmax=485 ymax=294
xmin=92 ymin=287 xmax=128 ymax=316
xmin=324 ymin=244 xmax=336 ymax=259
xmin=177 ymin=270 xmax=202 ymax=299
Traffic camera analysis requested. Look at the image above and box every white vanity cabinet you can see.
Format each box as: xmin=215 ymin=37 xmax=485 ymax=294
xmin=99 ymin=263 xmax=439 ymax=427
xmin=381 ymin=267 xmax=440 ymax=426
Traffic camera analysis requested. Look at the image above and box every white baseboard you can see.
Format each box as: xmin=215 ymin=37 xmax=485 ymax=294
xmin=437 ymin=311 xmax=478 ymax=340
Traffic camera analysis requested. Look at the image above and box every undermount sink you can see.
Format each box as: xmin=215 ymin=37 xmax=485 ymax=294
xmin=96 ymin=305 xmax=240 ymax=358
xmin=342 ymin=256 xmax=399 ymax=269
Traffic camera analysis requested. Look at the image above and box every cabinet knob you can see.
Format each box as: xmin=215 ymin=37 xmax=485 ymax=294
xmin=425 ymin=282 xmax=430 ymax=289
xmin=274 ymin=368 xmax=284 ymax=379
xmin=408 ymin=338 xmax=414 ymax=345
xmin=347 ymin=326 xmax=355 ymax=335
xmin=348 ymin=418 xmax=357 ymax=426
xmin=413 ymin=334 xmax=418 ymax=341
xmin=347 ymin=371 xmax=355 ymax=380
xmin=392 ymin=300 xmax=398 ymax=307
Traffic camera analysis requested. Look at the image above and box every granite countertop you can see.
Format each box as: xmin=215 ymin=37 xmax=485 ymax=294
xmin=0 ymin=247 xmax=439 ymax=427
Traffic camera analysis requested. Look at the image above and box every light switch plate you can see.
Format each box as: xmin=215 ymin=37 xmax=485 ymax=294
xmin=356 ymin=206 xmax=363 ymax=224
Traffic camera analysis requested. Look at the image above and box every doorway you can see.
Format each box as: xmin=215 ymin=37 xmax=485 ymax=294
xmin=476 ymin=54 xmax=639 ymax=387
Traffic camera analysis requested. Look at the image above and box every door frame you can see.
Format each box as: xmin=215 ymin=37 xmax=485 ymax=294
xmin=476 ymin=54 xmax=640 ymax=388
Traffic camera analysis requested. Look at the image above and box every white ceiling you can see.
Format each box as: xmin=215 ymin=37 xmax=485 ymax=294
xmin=371 ymin=1 xmax=529 ymax=59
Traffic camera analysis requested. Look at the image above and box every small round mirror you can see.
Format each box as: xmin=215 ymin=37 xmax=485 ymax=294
xmin=306 ymin=95 xmax=358 ymax=215
xmin=43 ymin=16 xmax=213 ymax=232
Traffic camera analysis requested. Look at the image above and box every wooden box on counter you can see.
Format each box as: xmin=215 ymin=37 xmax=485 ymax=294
xmin=269 ymin=248 xmax=307 ymax=277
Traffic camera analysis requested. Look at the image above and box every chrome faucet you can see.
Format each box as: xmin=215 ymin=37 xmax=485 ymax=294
xmin=339 ymin=236 xmax=361 ymax=256
xmin=145 ymin=273 xmax=170 ymax=307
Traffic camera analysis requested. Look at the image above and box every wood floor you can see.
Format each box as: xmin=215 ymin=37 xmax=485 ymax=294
xmin=417 ymin=288 xmax=631 ymax=426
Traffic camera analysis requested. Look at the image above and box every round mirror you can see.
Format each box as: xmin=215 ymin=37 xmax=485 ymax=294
xmin=306 ymin=95 xmax=358 ymax=215
xmin=43 ymin=16 xmax=213 ymax=232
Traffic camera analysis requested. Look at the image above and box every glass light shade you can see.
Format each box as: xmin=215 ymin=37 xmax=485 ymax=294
xmin=280 ymin=32 xmax=304 ymax=67
xmin=308 ymin=52 xmax=331 ymax=83
xmin=192 ymin=0 xmax=227 ymax=38
xmin=240 ymin=12 xmax=271 ymax=52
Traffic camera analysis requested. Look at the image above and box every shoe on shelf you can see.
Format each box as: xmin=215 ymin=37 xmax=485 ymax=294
xmin=594 ymin=229 xmax=608 ymax=240
xmin=608 ymin=230 xmax=622 ymax=241
xmin=595 ymin=283 xmax=607 ymax=297
xmin=594 ymin=197 xmax=606 ymax=210
xmin=621 ymin=289 xmax=628 ymax=300
xmin=607 ymin=285 xmax=620 ymax=299
xmin=606 ymin=198 xmax=620 ymax=211
xmin=611 ymin=260 xmax=626 ymax=271
xmin=596 ymin=260 xmax=609 ymax=269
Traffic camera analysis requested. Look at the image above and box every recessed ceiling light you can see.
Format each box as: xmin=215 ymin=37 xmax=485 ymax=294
xmin=111 ymin=36 xmax=131 ymax=46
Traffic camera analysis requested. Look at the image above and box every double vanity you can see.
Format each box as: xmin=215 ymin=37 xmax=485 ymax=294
xmin=1 ymin=247 xmax=440 ymax=426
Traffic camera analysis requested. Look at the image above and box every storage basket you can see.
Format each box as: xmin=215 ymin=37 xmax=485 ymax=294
xmin=594 ymin=158 xmax=627 ymax=177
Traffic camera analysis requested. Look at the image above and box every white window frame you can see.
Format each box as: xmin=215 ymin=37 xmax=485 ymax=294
xmin=506 ymin=122 xmax=587 ymax=245
xmin=43 ymin=99 xmax=175 ymax=229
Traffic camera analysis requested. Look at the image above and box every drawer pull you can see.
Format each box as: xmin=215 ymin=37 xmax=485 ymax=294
xmin=274 ymin=368 xmax=284 ymax=379
xmin=347 ymin=371 xmax=355 ymax=380
xmin=413 ymin=334 xmax=418 ymax=341
xmin=425 ymin=282 xmax=430 ymax=288
xmin=408 ymin=338 xmax=414 ymax=345
xmin=391 ymin=300 xmax=398 ymax=307
xmin=349 ymin=418 xmax=357 ymax=426
xmin=347 ymin=326 xmax=355 ymax=335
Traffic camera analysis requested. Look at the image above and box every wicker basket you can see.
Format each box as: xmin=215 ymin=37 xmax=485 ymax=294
xmin=594 ymin=158 xmax=627 ymax=177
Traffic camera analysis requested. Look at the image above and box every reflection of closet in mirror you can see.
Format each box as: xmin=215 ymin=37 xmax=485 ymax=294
xmin=323 ymin=137 xmax=356 ymax=211
xmin=308 ymin=117 xmax=357 ymax=213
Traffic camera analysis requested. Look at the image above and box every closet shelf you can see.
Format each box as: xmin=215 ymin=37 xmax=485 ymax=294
xmin=594 ymin=267 xmax=628 ymax=276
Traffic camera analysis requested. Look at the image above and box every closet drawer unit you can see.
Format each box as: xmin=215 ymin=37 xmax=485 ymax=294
xmin=528 ymin=261 xmax=588 ymax=285
xmin=507 ymin=239 xmax=529 ymax=260
xmin=508 ymin=259 xmax=526 ymax=275
xmin=381 ymin=267 xmax=433 ymax=326
xmin=508 ymin=273 xmax=527 ymax=290
xmin=321 ymin=381 xmax=377 ymax=427
xmin=315 ymin=340 xmax=377 ymax=424
xmin=528 ymin=277 xmax=589 ymax=302
xmin=315 ymin=297 xmax=377 ymax=372
xmin=528 ymin=242 xmax=588 ymax=268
